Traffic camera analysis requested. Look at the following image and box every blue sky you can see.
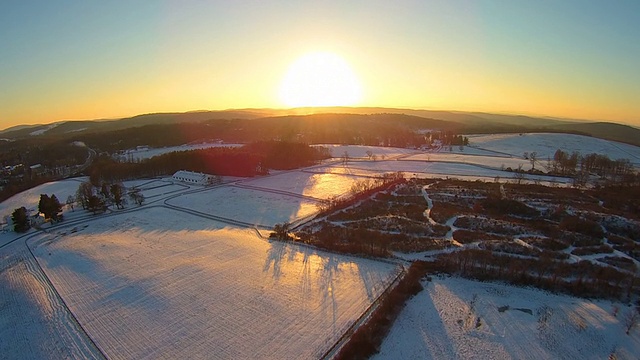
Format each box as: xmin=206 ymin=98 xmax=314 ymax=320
xmin=1 ymin=0 xmax=639 ymax=128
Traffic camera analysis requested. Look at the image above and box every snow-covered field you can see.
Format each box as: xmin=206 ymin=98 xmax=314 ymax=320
xmin=376 ymin=276 xmax=640 ymax=360
xmin=166 ymin=185 xmax=320 ymax=227
xmin=405 ymin=153 xmax=529 ymax=171
xmin=468 ymin=133 xmax=640 ymax=167
xmin=28 ymin=208 xmax=400 ymax=359
xmin=238 ymin=171 xmax=364 ymax=200
xmin=119 ymin=142 xmax=243 ymax=161
xmin=131 ymin=180 xmax=189 ymax=198
xmin=316 ymin=144 xmax=420 ymax=159
xmin=311 ymin=161 xmax=570 ymax=185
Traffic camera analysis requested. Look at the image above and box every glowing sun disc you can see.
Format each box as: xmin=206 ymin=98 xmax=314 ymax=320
xmin=279 ymin=52 xmax=362 ymax=107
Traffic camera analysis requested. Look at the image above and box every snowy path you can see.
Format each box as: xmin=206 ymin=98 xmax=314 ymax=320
xmin=421 ymin=182 xmax=462 ymax=247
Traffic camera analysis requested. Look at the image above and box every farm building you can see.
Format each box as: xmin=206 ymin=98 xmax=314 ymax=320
xmin=172 ymin=170 xmax=219 ymax=185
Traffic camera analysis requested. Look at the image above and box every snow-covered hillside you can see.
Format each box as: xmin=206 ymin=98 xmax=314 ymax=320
xmin=468 ymin=133 xmax=640 ymax=167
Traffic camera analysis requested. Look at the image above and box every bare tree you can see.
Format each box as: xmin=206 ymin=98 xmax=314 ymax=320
xmin=129 ymin=190 xmax=145 ymax=206
xmin=66 ymin=195 xmax=75 ymax=211
xmin=341 ymin=151 xmax=350 ymax=166
xmin=514 ymin=164 xmax=525 ymax=185
xmin=530 ymin=151 xmax=538 ymax=170
xmin=624 ymin=307 xmax=639 ymax=335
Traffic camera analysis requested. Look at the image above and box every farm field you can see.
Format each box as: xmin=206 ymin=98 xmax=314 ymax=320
xmin=28 ymin=207 xmax=401 ymax=359
xmin=166 ymin=185 xmax=320 ymax=227
xmin=375 ymin=276 xmax=640 ymax=360
xmin=314 ymin=160 xmax=570 ymax=185
xmin=314 ymin=144 xmax=419 ymax=159
xmin=238 ymin=171 xmax=364 ymax=200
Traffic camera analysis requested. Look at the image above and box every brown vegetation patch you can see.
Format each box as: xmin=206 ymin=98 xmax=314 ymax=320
xmin=452 ymin=229 xmax=510 ymax=244
xmin=479 ymin=196 xmax=540 ymax=218
xmin=430 ymin=202 xmax=471 ymax=224
xmin=479 ymin=241 xmax=541 ymax=257
xmin=570 ymin=245 xmax=613 ymax=256
xmin=597 ymin=256 xmax=638 ymax=272
xmin=520 ymin=236 xmax=569 ymax=251
xmin=559 ymin=216 xmax=605 ymax=239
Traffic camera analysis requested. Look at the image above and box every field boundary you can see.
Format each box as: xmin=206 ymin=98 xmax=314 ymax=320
xmin=320 ymin=265 xmax=406 ymax=360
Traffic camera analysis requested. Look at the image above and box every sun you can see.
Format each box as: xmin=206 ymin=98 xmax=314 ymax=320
xmin=279 ymin=52 xmax=362 ymax=107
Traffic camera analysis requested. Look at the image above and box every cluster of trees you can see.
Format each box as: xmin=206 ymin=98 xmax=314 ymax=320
xmin=439 ymin=132 xmax=469 ymax=146
xmin=38 ymin=194 xmax=63 ymax=222
xmin=75 ymin=181 xmax=135 ymax=214
xmin=549 ymin=149 xmax=636 ymax=182
xmin=10 ymin=193 xmax=64 ymax=232
xmin=88 ymin=141 xmax=330 ymax=183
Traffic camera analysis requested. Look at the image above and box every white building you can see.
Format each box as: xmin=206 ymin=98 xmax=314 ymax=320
xmin=172 ymin=170 xmax=219 ymax=186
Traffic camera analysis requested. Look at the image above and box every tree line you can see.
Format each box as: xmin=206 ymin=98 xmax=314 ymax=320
xmin=88 ymin=141 xmax=330 ymax=183
xmin=549 ymin=149 xmax=635 ymax=180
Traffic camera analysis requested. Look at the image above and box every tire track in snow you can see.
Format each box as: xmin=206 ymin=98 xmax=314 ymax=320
xmin=24 ymin=236 xmax=107 ymax=360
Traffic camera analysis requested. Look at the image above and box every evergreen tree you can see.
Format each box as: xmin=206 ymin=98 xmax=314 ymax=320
xmin=87 ymin=195 xmax=106 ymax=214
xmin=11 ymin=207 xmax=30 ymax=233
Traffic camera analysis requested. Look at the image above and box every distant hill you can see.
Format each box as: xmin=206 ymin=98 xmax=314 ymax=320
xmin=0 ymin=110 xmax=265 ymax=139
xmin=547 ymin=122 xmax=640 ymax=147
xmin=2 ymin=107 xmax=638 ymax=148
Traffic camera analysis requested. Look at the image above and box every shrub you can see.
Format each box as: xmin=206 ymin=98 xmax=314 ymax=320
xmin=559 ymin=215 xmax=604 ymax=239
xmin=479 ymin=196 xmax=540 ymax=218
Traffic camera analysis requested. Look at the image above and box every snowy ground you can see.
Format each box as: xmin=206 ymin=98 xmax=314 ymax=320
xmin=238 ymin=170 xmax=365 ymax=200
xmin=312 ymin=160 xmax=571 ymax=185
xmin=0 ymin=241 xmax=102 ymax=359
xmin=375 ymin=276 xmax=640 ymax=360
xmin=315 ymin=144 xmax=420 ymax=159
xmin=468 ymin=133 xmax=640 ymax=167
xmin=405 ymin=153 xmax=529 ymax=171
xmin=28 ymin=208 xmax=400 ymax=359
xmin=165 ymin=185 xmax=320 ymax=227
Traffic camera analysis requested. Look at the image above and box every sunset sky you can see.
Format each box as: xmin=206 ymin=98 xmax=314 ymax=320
xmin=1 ymin=0 xmax=639 ymax=129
